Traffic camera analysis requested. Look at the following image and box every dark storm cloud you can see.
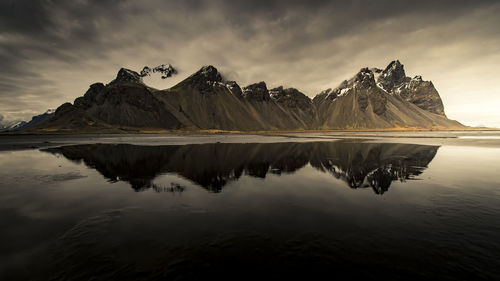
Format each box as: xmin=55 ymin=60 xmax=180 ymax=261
xmin=0 ymin=0 xmax=499 ymax=125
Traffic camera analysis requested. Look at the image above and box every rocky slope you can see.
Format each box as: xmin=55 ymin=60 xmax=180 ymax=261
xmin=26 ymin=60 xmax=465 ymax=132
xmin=155 ymin=66 xmax=265 ymax=130
xmin=313 ymin=65 xmax=462 ymax=129
xmin=374 ymin=60 xmax=445 ymax=115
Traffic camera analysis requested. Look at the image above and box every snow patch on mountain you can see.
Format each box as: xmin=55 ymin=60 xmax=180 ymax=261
xmin=338 ymin=88 xmax=350 ymax=97
xmin=0 ymin=119 xmax=27 ymax=131
xmin=141 ymin=64 xmax=177 ymax=79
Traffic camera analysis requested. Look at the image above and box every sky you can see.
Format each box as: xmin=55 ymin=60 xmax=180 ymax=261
xmin=1 ymin=0 xmax=499 ymax=127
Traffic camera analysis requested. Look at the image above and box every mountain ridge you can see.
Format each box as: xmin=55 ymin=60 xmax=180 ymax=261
xmin=14 ymin=60 xmax=466 ymax=133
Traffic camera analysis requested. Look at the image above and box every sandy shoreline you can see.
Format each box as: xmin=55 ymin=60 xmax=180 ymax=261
xmin=1 ymin=130 xmax=500 ymax=151
xmin=1 ymin=127 xmax=498 ymax=136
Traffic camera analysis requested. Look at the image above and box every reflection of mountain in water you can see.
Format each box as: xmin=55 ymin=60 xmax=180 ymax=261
xmin=44 ymin=141 xmax=438 ymax=194
xmin=309 ymin=143 xmax=437 ymax=194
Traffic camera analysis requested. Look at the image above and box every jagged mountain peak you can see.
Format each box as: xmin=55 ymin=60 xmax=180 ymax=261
xmin=243 ymin=81 xmax=268 ymax=93
xmin=110 ymin=68 xmax=144 ymax=85
xmin=242 ymin=82 xmax=271 ymax=101
xmin=380 ymin=60 xmax=406 ymax=87
xmin=269 ymin=86 xmax=308 ymax=100
xmin=354 ymin=68 xmax=376 ymax=85
xmin=175 ymin=65 xmax=223 ymax=88
xmin=318 ymin=68 xmax=375 ymax=102
xmin=370 ymin=60 xmax=445 ymax=116
xmin=383 ymin=60 xmax=404 ymax=72
xmin=412 ymin=75 xmax=423 ymax=82
xmin=171 ymin=65 xmax=224 ymax=93
xmin=194 ymin=65 xmax=223 ymax=82
xmin=269 ymin=86 xmax=312 ymax=110
xmin=269 ymin=86 xmax=284 ymax=94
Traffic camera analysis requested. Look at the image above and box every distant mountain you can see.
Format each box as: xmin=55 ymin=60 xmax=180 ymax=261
xmin=22 ymin=60 xmax=465 ymax=132
xmin=0 ymin=109 xmax=55 ymax=132
xmin=0 ymin=120 xmax=27 ymax=131
xmin=21 ymin=109 xmax=55 ymax=130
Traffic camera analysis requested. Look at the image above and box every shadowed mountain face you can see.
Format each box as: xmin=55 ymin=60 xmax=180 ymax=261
xmin=44 ymin=141 xmax=438 ymax=194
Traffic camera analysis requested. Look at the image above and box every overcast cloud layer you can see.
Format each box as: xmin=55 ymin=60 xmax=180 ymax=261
xmin=1 ymin=0 xmax=499 ymax=127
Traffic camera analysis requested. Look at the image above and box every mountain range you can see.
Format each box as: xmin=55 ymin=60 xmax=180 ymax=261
xmin=0 ymin=109 xmax=55 ymax=132
xmin=11 ymin=60 xmax=465 ymax=132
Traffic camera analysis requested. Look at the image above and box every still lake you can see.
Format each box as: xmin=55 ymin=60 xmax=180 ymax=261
xmin=0 ymin=134 xmax=499 ymax=280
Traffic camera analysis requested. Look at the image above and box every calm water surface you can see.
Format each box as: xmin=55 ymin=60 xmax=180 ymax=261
xmin=0 ymin=139 xmax=499 ymax=280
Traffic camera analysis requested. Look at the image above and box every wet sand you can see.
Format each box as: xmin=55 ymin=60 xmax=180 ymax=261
xmin=1 ymin=130 xmax=500 ymax=151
